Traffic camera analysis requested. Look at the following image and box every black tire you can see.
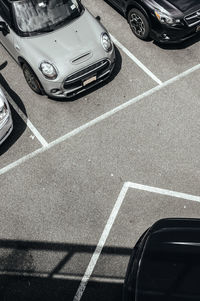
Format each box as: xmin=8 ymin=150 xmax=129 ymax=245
xmin=128 ymin=8 xmax=150 ymax=40
xmin=22 ymin=63 xmax=44 ymax=95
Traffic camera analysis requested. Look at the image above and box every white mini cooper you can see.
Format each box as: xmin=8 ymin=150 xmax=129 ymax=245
xmin=0 ymin=0 xmax=115 ymax=98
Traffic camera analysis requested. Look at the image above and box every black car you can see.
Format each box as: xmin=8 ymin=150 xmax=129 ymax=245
xmin=123 ymin=218 xmax=200 ymax=300
xmin=107 ymin=0 xmax=200 ymax=42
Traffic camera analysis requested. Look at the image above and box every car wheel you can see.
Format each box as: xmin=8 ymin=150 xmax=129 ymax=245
xmin=128 ymin=8 xmax=150 ymax=40
xmin=22 ymin=63 xmax=44 ymax=95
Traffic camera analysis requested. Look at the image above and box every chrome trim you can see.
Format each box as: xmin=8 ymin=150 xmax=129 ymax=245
xmin=64 ymin=59 xmax=111 ymax=84
xmin=38 ymin=61 xmax=59 ymax=80
xmin=71 ymin=51 xmax=92 ymax=64
xmin=185 ymin=10 xmax=200 ymax=27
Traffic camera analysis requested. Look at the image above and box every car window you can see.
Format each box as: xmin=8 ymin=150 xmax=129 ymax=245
xmin=13 ymin=0 xmax=82 ymax=35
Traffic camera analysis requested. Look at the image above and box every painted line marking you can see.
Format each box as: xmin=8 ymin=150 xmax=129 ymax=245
xmin=8 ymin=97 xmax=48 ymax=147
xmin=1 ymin=63 xmax=200 ymax=176
xmin=73 ymin=182 xmax=129 ymax=301
xmin=127 ymin=182 xmax=200 ymax=203
xmin=73 ymin=182 xmax=200 ymax=300
xmin=110 ymin=34 xmax=163 ymax=85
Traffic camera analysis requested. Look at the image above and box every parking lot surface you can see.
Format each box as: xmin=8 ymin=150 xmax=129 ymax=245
xmin=1 ymin=0 xmax=200 ymax=300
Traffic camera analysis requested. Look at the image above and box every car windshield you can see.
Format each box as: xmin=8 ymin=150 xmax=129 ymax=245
xmin=13 ymin=0 xmax=82 ymax=34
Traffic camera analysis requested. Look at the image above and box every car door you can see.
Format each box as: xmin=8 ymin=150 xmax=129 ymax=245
xmin=0 ymin=0 xmax=19 ymax=62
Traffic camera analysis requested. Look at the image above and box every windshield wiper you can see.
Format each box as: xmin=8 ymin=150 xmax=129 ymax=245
xmin=31 ymin=27 xmax=55 ymax=33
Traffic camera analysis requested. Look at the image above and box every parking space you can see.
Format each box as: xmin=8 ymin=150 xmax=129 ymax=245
xmin=1 ymin=63 xmax=200 ymax=299
xmin=85 ymin=185 xmax=200 ymax=301
xmin=0 ymin=43 xmax=156 ymax=144
xmin=1 ymin=0 xmax=200 ymax=300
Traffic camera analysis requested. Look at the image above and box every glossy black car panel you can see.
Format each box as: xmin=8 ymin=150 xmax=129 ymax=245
xmin=123 ymin=218 xmax=200 ymax=301
xmin=107 ymin=0 xmax=200 ymax=42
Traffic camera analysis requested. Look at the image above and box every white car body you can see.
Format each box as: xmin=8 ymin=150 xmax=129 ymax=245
xmin=0 ymin=88 xmax=13 ymax=145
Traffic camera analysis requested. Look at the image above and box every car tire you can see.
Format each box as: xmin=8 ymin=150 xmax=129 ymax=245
xmin=22 ymin=63 xmax=44 ymax=95
xmin=128 ymin=8 xmax=150 ymax=40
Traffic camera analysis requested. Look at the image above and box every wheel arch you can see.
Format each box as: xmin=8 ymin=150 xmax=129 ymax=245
xmin=126 ymin=1 xmax=151 ymax=24
xmin=18 ymin=56 xmax=27 ymax=68
xmin=18 ymin=56 xmax=44 ymax=94
xmin=18 ymin=57 xmax=38 ymax=75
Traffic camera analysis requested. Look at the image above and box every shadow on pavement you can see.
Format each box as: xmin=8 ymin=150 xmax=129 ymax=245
xmin=0 ymin=239 xmax=131 ymax=301
xmin=0 ymin=61 xmax=27 ymax=155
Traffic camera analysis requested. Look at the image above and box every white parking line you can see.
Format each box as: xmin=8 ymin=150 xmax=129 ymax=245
xmin=110 ymin=34 xmax=162 ymax=85
xmin=0 ymin=63 xmax=200 ymax=176
xmin=73 ymin=182 xmax=130 ymax=301
xmin=127 ymin=182 xmax=200 ymax=202
xmin=73 ymin=182 xmax=200 ymax=300
xmin=8 ymin=97 xmax=48 ymax=147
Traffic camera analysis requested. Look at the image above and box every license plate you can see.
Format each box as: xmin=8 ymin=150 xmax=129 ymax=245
xmin=83 ymin=76 xmax=97 ymax=86
xmin=196 ymin=25 xmax=200 ymax=32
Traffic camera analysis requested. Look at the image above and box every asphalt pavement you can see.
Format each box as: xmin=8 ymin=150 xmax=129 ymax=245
xmin=1 ymin=0 xmax=200 ymax=300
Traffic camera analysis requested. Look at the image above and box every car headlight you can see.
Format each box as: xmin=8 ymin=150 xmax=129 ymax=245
xmin=0 ymin=102 xmax=8 ymax=124
xmin=40 ymin=61 xmax=58 ymax=80
xmin=155 ymin=10 xmax=181 ymax=25
xmin=101 ymin=33 xmax=112 ymax=52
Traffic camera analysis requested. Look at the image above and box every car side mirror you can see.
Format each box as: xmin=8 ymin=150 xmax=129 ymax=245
xmin=0 ymin=21 xmax=10 ymax=36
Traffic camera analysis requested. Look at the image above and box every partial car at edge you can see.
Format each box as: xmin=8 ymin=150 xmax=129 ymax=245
xmin=123 ymin=218 xmax=200 ymax=300
xmin=107 ymin=0 xmax=200 ymax=43
xmin=0 ymin=87 xmax=13 ymax=145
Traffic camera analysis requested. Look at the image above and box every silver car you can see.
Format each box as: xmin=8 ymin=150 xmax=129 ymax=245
xmin=0 ymin=88 xmax=13 ymax=145
xmin=0 ymin=0 xmax=115 ymax=98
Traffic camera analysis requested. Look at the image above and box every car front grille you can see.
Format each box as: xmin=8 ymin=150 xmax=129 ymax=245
xmin=63 ymin=59 xmax=110 ymax=87
xmin=185 ymin=10 xmax=200 ymax=27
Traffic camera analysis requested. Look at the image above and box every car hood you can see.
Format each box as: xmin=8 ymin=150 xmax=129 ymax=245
xmin=149 ymin=0 xmax=200 ymax=15
xmin=167 ymin=0 xmax=200 ymax=13
xmin=22 ymin=9 xmax=105 ymax=69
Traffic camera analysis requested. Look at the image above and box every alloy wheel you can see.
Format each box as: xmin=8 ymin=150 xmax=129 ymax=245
xmin=129 ymin=13 xmax=145 ymax=37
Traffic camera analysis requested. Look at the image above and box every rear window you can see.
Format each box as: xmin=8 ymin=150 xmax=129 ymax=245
xmin=137 ymin=229 xmax=200 ymax=301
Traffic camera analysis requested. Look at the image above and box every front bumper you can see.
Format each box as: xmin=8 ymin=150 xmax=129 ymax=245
xmin=0 ymin=114 xmax=13 ymax=145
xmin=151 ymin=22 xmax=200 ymax=43
xmin=42 ymin=49 xmax=116 ymax=99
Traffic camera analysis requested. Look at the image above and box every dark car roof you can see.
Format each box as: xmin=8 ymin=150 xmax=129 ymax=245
xmin=136 ymin=218 xmax=200 ymax=301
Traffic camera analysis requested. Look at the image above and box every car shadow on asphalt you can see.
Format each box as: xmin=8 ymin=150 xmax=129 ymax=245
xmin=0 ymin=239 xmax=131 ymax=301
xmin=51 ymin=45 xmax=122 ymax=103
xmin=0 ymin=62 xmax=27 ymax=156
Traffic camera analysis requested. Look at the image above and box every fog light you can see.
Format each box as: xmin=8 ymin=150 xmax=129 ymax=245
xmin=162 ymin=33 xmax=170 ymax=40
xmin=51 ymin=88 xmax=59 ymax=93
